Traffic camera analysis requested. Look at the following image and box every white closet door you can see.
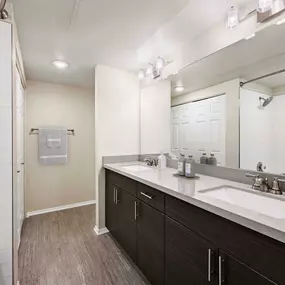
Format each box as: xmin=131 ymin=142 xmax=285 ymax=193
xmin=171 ymin=106 xmax=180 ymax=155
xmin=192 ymin=100 xmax=210 ymax=161
xmin=180 ymin=105 xmax=190 ymax=153
xmin=208 ymin=96 xmax=226 ymax=166
xmin=15 ymin=69 xmax=25 ymax=249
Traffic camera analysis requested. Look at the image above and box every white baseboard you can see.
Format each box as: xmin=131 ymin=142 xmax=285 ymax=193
xmin=94 ymin=226 xmax=109 ymax=235
xmin=26 ymin=200 xmax=96 ymax=217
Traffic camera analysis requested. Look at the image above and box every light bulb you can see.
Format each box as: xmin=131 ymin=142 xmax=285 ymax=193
xmin=156 ymin=57 xmax=165 ymax=70
xmin=146 ymin=64 xmax=154 ymax=76
xmin=227 ymin=6 xmax=239 ymax=28
xmin=257 ymin=0 xmax=273 ymax=13
xmin=52 ymin=60 xmax=69 ymax=69
xmin=138 ymin=70 xmax=145 ymax=80
xmin=174 ymin=86 xmax=185 ymax=92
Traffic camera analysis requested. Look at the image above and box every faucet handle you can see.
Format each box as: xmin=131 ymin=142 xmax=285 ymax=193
xmin=246 ymin=173 xmax=259 ymax=178
xmin=269 ymin=177 xmax=283 ymax=195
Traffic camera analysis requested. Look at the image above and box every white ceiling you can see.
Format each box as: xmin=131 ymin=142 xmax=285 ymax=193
xmin=9 ymin=0 xmax=255 ymax=88
xmin=9 ymin=0 xmax=190 ymax=88
xmin=170 ymin=22 xmax=285 ymax=96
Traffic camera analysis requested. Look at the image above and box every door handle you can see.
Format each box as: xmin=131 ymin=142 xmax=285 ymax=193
xmin=208 ymin=249 xmax=215 ymax=282
xmin=134 ymin=201 xmax=139 ymax=220
xmin=140 ymin=192 xmax=153 ymax=200
xmin=17 ymin=170 xmax=20 ymax=173
xmin=21 ymin=162 xmax=24 ymax=165
xmin=219 ymin=255 xmax=225 ymax=285
xmin=113 ymin=187 xmax=116 ymax=204
xmin=115 ymin=188 xmax=119 ymax=204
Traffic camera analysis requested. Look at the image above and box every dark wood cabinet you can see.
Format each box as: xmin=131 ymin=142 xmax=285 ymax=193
xmin=165 ymin=217 xmax=217 ymax=285
xmin=105 ymin=170 xmax=282 ymax=285
xmin=219 ymin=251 xmax=276 ymax=285
xmin=137 ymin=201 xmax=164 ymax=285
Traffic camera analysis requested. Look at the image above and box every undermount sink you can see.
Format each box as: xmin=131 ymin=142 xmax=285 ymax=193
xmin=122 ymin=165 xmax=152 ymax=172
xmin=199 ymin=186 xmax=285 ymax=219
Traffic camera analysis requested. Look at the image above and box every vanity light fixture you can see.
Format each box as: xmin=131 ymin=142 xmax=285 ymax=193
xmin=174 ymin=86 xmax=185 ymax=92
xmin=276 ymin=18 xmax=285 ymax=25
xmin=257 ymin=0 xmax=273 ymax=12
xmin=146 ymin=63 xmax=155 ymax=76
xmin=245 ymin=33 xmax=256 ymax=40
xmin=138 ymin=69 xmax=145 ymax=80
xmin=52 ymin=60 xmax=69 ymax=69
xmin=227 ymin=5 xmax=239 ymax=28
xmin=156 ymin=57 xmax=166 ymax=70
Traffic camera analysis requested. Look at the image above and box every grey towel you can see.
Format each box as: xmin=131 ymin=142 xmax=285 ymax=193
xmin=38 ymin=128 xmax=68 ymax=165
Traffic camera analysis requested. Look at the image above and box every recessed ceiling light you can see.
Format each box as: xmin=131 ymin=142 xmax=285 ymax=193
xmin=245 ymin=33 xmax=255 ymax=40
xmin=52 ymin=60 xmax=69 ymax=69
xmin=174 ymin=86 xmax=185 ymax=92
xmin=276 ymin=18 xmax=285 ymax=25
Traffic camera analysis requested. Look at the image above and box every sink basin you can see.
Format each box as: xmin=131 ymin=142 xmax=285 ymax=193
xmin=199 ymin=186 xmax=285 ymax=219
xmin=122 ymin=165 xmax=152 ymax=172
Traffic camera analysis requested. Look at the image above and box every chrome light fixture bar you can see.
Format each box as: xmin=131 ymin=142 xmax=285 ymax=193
xmin=0 ymin=0 xmax=8 ymax=19
xmin=138 ymin=57 xmax=170 ymax=80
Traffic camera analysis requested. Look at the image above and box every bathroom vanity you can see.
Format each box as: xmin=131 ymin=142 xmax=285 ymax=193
xmin=104 ymin=163 xmax=285 ymax=285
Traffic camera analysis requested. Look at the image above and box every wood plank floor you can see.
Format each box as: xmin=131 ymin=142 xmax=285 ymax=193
xmin=18 ymin=205 xmax=149 ymax=285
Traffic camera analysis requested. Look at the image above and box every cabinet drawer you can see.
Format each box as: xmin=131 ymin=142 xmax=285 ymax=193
xmin=106 ymin=170 xmax=137 ymax=196
xmin=165 ymin=195 xmax=285 ymax=285
xmin=137 ymin=183 xmax=165 ymax=212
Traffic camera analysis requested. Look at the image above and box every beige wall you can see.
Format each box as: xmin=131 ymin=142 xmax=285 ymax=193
xmin=95 ymin=65 xmax=140 ymax=231
xmin=171 ymin=78 xmax=240 ymax=168
xmin=25 ymin=81 xmax=95 ymax=213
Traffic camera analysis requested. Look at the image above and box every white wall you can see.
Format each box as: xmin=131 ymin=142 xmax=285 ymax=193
xmin=240 ymin=88 xmax=273 ymax=172
xmin=0 ymin=21 xmax=13 ymax=285
xmin=140 ymin=81 xmax=171 ymax=154
xmin=171 ymin=79 xmax=240 ymax=168
xmin=94 ymin=65 xmax=140 ymax=230
xmin=25 ymin=81 xmax=95 ymax=213
xmin=241 ymin=89 xmax=285 ymax=174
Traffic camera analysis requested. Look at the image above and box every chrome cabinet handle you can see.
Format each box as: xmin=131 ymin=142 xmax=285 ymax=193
xmin=113 ymin=187 xmax=116 ymax=204
xmin=115 ymin=188 xmax=119 ymax=204
xmin=219 ymin=256 xmax=225 ymax=285
xmin=134 ymin=201 xmax=138 ymax=220
xmin=208 ymin=249 xmax=212 ymax=282
xmin=140 ymin=192 xmax=153 ymax=200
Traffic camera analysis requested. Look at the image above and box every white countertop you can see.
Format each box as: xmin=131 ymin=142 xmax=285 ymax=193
xmin=104 ymin=161 xmax=285 ymax=244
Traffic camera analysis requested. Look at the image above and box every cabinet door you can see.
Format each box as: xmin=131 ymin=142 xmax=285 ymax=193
xmin=106 ymin=183 xmax=118 ymax=237
xmin=116 ymin=189 xmax=137 ymax=262
xmin=137 ymin=201 xmax=164 ymax=285
xmin=219 ymin=251 xmax=276 ymax=285
xmin=165 ymin=217 xmax=216 ymax=285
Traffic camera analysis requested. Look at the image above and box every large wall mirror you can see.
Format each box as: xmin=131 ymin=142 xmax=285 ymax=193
xmin=168 ymin=21 xmax=285 ymax=175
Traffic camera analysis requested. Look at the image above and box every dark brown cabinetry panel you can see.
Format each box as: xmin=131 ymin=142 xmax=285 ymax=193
xmin=219 ymin=251 xmax=276 ymax=285
xmin=165 ymin=217 xmax=217 ymax=284
xmin=137 ymin=201 xmax=164 ymax=285
xmin=107 ymin=170 xmax=137 ymax=196
xmin=115 ymin=188 xmax=137 ymax=262
xmin=137 ymin=183 xmax=165 ymax=212
xmin=165 ymin=195 xmax=285 ymax=285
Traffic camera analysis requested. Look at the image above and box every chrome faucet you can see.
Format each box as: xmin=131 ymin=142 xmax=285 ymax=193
xmin=246 ymin=173 xmax=284 ymax=195
xmin=246 ymin=173 xmax=269 ymax=192
xmin=144 ymin=157 xmax=158 ymax=167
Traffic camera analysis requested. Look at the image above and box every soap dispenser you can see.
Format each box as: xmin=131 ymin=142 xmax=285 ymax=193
xmin=185 ymin=155 xmax=196 ymax=178
xmin=158 ymin=151 xmax=166 ymax=170
xmin=178 ymin=154 xmax=185 ymax=176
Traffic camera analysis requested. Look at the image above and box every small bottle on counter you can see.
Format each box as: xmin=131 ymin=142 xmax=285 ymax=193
xmin=178 ymin=154 xmax=186 ymax=176
xmin=200 ymin=153 xmax=208 ymax=164
xmin=185 ymin=155 xmax=196 ymax=178
xmin=158 ymin=151 xmax=167 ymax=170
xmin=207 ymin=153 xmax=217 ymax=166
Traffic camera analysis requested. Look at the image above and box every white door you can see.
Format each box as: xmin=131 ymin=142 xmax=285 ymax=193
xmin=171 ymin=106 xmax=181 ymax=156
xmin=15 ymin=69 xmax=25 ymax=249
